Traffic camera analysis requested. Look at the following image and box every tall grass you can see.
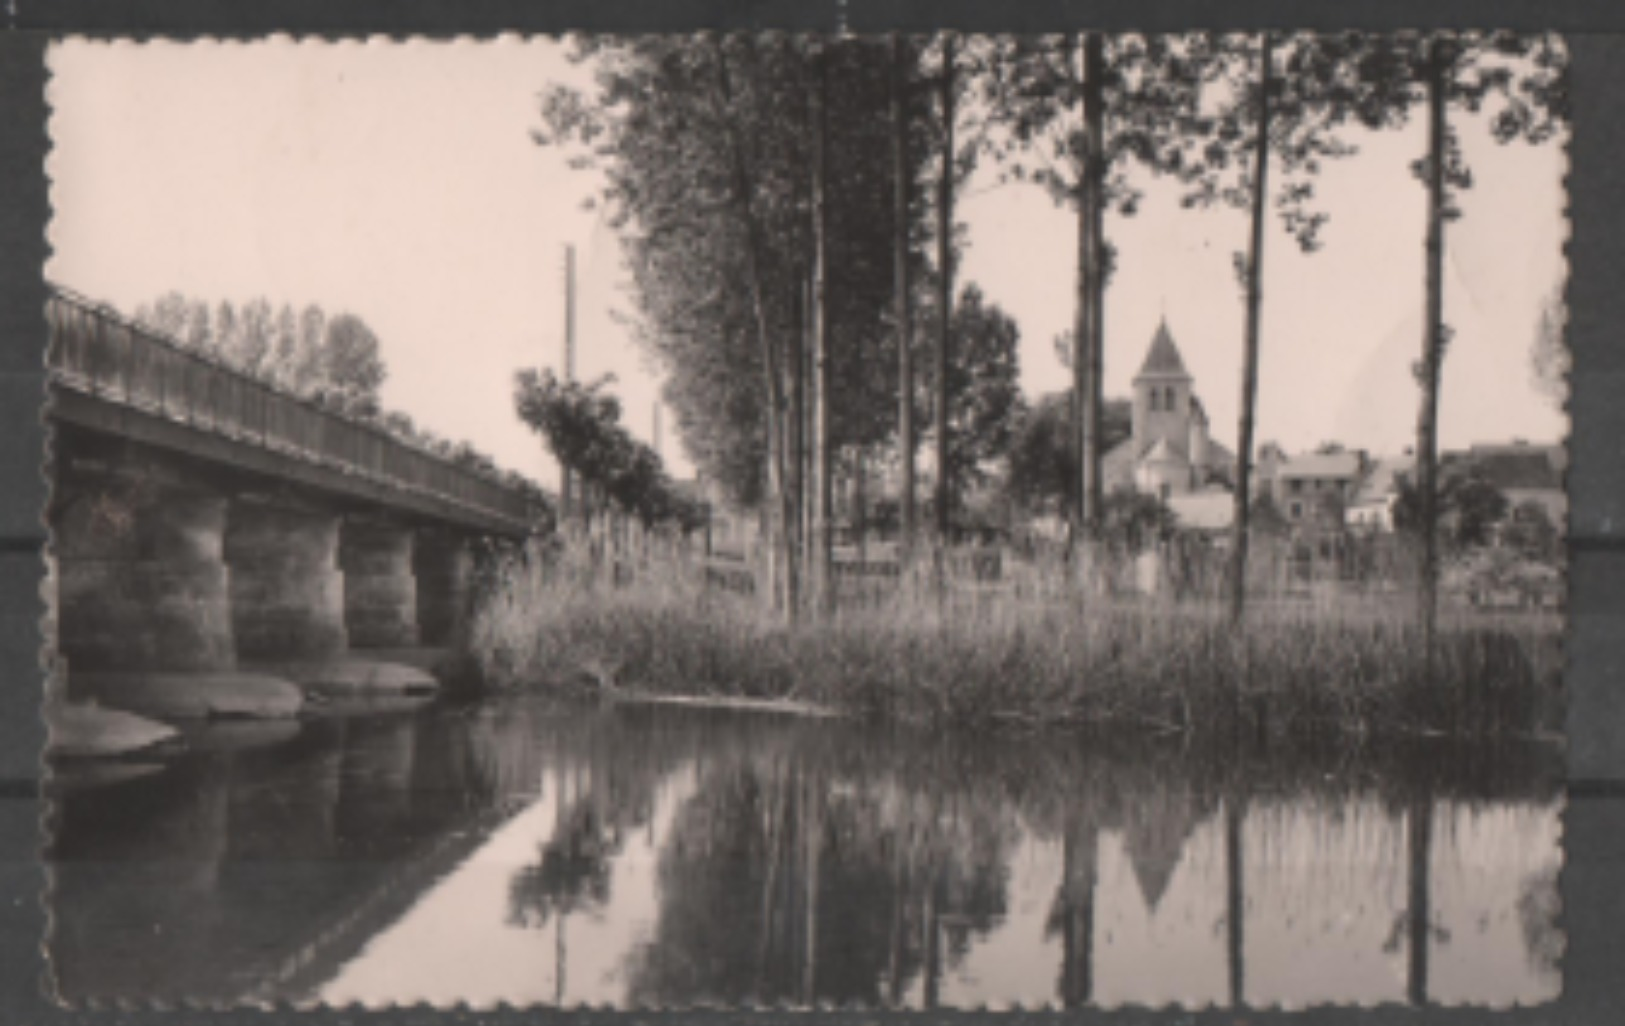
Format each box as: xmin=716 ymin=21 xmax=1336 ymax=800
xmin=468 ymin=540 xmax=1562 ymax=740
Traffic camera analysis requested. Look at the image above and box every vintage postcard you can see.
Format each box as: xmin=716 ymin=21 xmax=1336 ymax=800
xmin=41 ymin=33 xmax=1567 ymax=1010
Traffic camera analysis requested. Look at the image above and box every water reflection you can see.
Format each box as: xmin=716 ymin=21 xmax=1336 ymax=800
xmin=48 ymin=699 xmax=1563 ymax=1009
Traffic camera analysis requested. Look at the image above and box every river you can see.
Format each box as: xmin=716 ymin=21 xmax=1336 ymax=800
xmin=46 ymin=697 xmax=1563 ymax=1009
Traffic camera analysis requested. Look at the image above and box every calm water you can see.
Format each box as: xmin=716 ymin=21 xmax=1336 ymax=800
xmin=47 ymin=698 xmax=1563 ymax=1009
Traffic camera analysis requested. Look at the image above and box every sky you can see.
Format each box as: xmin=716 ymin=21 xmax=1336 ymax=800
xmin=47 ymin=37 xmax=1568 ymax=490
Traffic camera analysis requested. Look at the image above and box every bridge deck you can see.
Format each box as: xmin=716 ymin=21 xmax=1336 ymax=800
xmin=46 ymin=288 xmax=535 ymax=536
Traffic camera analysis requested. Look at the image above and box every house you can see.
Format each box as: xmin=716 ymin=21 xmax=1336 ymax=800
xmin=1345 ymin=455 xmax=1414 ymax=532
xmin=1444 ymin=441 xmax=1566 ymax=526
xmin=1102 ymin=319 xmax=1236 ymax=505
xmin=1259 ymin=447 xmax=1368 ymax=526
xmin=1338 ymin=441 xmax=1565 ymax=537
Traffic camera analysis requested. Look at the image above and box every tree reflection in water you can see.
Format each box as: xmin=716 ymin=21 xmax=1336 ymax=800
xmin=48 ymin=699 xmax=1564 ymax=1009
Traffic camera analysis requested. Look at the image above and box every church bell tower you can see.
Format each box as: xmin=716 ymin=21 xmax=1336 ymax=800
xmin=1132 ymin=319 xmax=1195 ymax=456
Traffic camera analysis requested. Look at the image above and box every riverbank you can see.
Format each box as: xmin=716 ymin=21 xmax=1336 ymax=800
xmin=468 ymin=549 xmax=1562 ymax=740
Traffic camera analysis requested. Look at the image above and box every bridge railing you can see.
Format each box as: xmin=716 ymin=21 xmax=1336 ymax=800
xmin=45 ymin=287 xmax=534 ymax=529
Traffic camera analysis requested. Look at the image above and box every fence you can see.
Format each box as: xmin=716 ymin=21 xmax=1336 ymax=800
xmin=45 ymin=287 xmax=532 ymax=529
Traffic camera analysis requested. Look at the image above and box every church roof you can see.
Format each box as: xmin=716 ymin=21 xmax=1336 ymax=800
xmin=1142 ymin=438 xmax=1184 ymax=464
xmin=1136 ymin=319 xmax=1192 ymax=381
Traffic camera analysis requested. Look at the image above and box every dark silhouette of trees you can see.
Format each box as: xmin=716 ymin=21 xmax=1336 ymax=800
xmin=1006 ymin=393 xmax=1131 ymax=518
xmin=918 ymin=285 xmax=1026 ymax=517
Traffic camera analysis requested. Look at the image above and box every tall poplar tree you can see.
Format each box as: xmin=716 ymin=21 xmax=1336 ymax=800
xmin=537 ymin=37 xmax=929 ymax=616
xmin=1176 ymin=33 xmax=1386 ymax=624
xmin=982 ymin=35 xmax=1205 ymax=584
xmin=1394 ymin=33 xmax=1565 ymax=654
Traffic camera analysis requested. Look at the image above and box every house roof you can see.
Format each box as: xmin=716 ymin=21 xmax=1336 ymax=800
xmin=1201 ymin=438 xmax=1235 ymax=473
xmin=1445 ymin=443 xmax=1564 ymax=492
xmin=1279 ymin=450 xmax=1364 ymax=480
xmin=1103 ymin=436 xmax=1139 ymax=471
xmin=1136 ymin=320 xmax=1192 ymax=380
xmin=1350 ymin=455 xmax=1414 ymax=506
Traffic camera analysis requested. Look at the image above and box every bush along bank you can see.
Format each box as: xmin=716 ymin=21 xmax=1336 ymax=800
xmin=467 ymin=545 xmax=1562 ymax=742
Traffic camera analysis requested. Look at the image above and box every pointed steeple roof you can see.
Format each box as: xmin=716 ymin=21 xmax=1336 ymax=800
xmin=1120 ymin=788 xmax=1204 ymax=914
xmin=1136 ymin=319 xmax=1192 ymax=381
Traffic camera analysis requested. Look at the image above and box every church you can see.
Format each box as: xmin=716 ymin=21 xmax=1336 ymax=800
xmin=1102 ymin=319 xmax=1236 ymax=503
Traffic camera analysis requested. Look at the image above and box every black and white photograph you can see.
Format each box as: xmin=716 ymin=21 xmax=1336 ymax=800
xmin=41 ymin=32 xmax=1568 ymax=1009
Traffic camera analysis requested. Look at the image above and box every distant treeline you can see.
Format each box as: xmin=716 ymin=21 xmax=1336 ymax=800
xmin=133 ymin=293 xmax=386 ymax=410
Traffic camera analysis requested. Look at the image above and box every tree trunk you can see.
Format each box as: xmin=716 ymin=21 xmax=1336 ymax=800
xmin=811 ymin=44 xmax=836 ymax=617
xmin=923 ymin=882 xmax=940 ymax=1009
xmin=1230 ymin=34 xmax=1274 ymax=626
xmin=1069 ymin=36 xmax=1089 ymax=552
xmin=1225 ymin=795 xmax=1246 ymax=1007
xmin=713 ymin=41 xmax=793 ymax=622
xmin=1417 ymin=36 xmax=1452 ymax=665
xmin=801 ymin=777 xmax=821 ymax=1004
xmin=855 ymin=448 xmax=869 ymax=564
xmin=561 ymin=246 xmax=577 ymax=528
xmin=1056 ymin=826 xmax=1097 ymax=1007
xmin=1077 ymin=33 xmax=1108 ymax=585
xmin=804 ymin=275 xmax=816 ymax=571
xmin=786 ymin=274 xmax=806 ymax=615
xmin=1407 ymin=789 xmax=1433 ymax=1006
xmin=892 ymin=35 xmax=917 ymax=569
xmin=934 ymin=35 xmax=957 ymax=588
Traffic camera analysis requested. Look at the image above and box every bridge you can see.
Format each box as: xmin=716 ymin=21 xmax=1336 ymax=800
xmin=45 ymin=286 xmax=543 ymax=722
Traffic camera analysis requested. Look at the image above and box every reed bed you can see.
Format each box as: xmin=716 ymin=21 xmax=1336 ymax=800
xmin=467 ymin=541 xmax=1562 ymax=740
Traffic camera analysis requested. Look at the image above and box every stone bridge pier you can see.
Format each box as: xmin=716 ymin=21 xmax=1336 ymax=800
xmin=339 ymin=521 xmax=420 ymax=651
xmin=52 ymin=455 xmax=489 ymax=730
xmin=225 ymin=501 xmax=348 ymax=664
xmin=413 ymin=530 xmax=472 ymax=648
xmin=51 ymin=458 xmax=303 ymax=719
xmin=230 ymin=510 xmax=469 ymax=699
xmin=55 ymin=475 xmax=235 ymax=675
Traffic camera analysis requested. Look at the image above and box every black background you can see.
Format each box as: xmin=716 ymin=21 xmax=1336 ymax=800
xmin=3 ymin=3 xmax=1623 ymax=1022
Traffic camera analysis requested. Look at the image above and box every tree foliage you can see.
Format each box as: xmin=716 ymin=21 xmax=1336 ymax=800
xmin=1102 ymin=490 xmax=1177 ymax=553
xmin=979 ymin=35 xmax=1209 ymax=212
xmin=1174 ymin=34 xmax=1412 ymax=250
xmin=537 ymin=37 xmax=934 ymax=512
xmin=132 ymin=292 xmax=387 ymax=404
xmin=916 ymin=285 xmax=1026 ymax=502
xmin=1501 ymin=500 xmax=1561 ymax=563
xmin=1006 ymin=393 xmax=1132 ymax=515
xmin=515 ymin=369 xmax=703 ymax=531
xmin=1394 ymin=469 xmax=1510 ymax=552
xmin=1528 ymin=286 xmax=1568 ymax=409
